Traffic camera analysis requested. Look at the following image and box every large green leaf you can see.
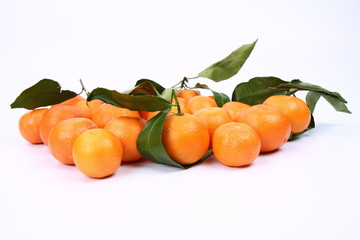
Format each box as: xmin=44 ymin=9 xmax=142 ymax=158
xmin=87 ymin=88 xmax=171 ymax=111
xmin=10 ymin=79 xmax=78 ymax=110
xmin=137 ymin=109 xmax=185 ymax=169
xmin=198 ymin=40 xmax=257 ymax=82
xmin=194 ymin=83 xmax=230 ymax=107
xmin=232 ymin=76 xmax=288 ymax=105
xmin=129 ymin=81 xmax=161 ymax=96
xmin=305 ymin=91 xmax=321 ymax=114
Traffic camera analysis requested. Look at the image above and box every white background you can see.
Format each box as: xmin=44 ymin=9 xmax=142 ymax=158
xmin=1 ymin=0 xmax=360 ymax=239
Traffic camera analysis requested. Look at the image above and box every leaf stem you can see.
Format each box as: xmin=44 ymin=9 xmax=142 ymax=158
xmin=171 ymin=89 xmax=184 ymax=116
xmin=79 ymin=79 xmax=90 ymax=97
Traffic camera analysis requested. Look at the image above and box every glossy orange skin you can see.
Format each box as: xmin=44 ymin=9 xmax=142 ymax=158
xmin=39 ymin=106 xmax=84 ymax=145
xmin=92 ymin=103 xmax=140 ymax=128
xmin=74 ymin=99 xmax=104 ymax=119
xmin=222 ymin=101 xmax=250 ymax=121
xmin=212 ymin=122 xmax=261 ymax=167
xmin=18 ymin=108 xmax=48 ymax=144
xmin=162 ymin=113 xmax=210 ymax=165
xmin=176 ymin=89 xmax=200 ymax=102
xmin=187 ymin=96 xmax=218 ymax=114
xmin=263 ymin=95 xmax=311 ymax=134
xmin=236 ymin=104 xmax=291 ymax=152
xmin=73 ymin=129 xmax=123 ymax=178
xmin=105 ymin=116 xmax=146 ymax=162
xmin=48 ymin=118 xmax=98 ymax=165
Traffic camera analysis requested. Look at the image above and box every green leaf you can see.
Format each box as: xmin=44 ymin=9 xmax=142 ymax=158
xmin=135 ymin=79 xmax=165 ymax=94
xmin=232 ymin=76 xmax=288 ymax=105
xmin=198 ymin=40 xmax=257 ymax=82
xmin=129 ymin=81 xmax=161 ymax=96
xmin=160 ymin=88 xmax=175 ymax=101
xmin=10 ymin=79 xmax=78 ymax=110
xmin=137 ymin=109 xmax=185 ymax=169
xmin=305 ymin=91 xmax=321 ymax=114
xmin=194 ymin=83 xmax=230 ymax=107
xmin=87 ymin=88 xmax=171 ymax=112
xmin=321 ymin=94 xmax=352 ymax=113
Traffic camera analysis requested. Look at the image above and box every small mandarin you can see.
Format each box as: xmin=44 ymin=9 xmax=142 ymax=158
xmin=105 ymin=116 xmax=146 ymax=162
xmin=73 ymin=129 xmax=123 ymax=178
xmin=222 ymin=101 xmax=250 ymax=121
xmin=51 ymin=95 xmax=85 ymax=108
xmin=92 ymin=103 xmax=140 ymax=128
xmin=18 ymin=108 xmax=48 ymax=144
xmin=187 ymin=95 xmax=218 ymax=114
xmin=39 ymin=105 xmax=84 ymax=145
xmin=236 ymin=104 xmax=291 ymax=152
xmin=48 ymin=118 xmax=98 ymax=165
xmin=176 ymin=89 xmax=200 ymax=102
xmin=74 ymin=99 xmax=104 ymax=119
xmin=263 ymin=95 xmax=311 ymax=134
xmin=212 ymin=122 xmax=261 ymax=167
xmin=162 ymin=113 xmax=210 ymax=165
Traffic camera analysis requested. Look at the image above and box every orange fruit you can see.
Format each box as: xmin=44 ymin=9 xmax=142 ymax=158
xmin=176 ymin=89 xmax=200 ymax=102
xmin=104 ymin=116 xmax=146 ymax=162
xmin=39 ymin=105 xmax=84 ymax=145
xmin=92 ymin=103 xmax=140 ymax=128
xmin=222 ymin=101 xmax=250 ymax=121
xmin=193 ymin=107 xmax=232 ymax=138
xmin=142 ymin=97 xmax=189 ymax=121
xmin=212 ymin=122 xmax=261 ymax=167
xmin=170 ymin=97 xmax=189 ymax=114
xmin=73 ymin=129 xmax=123 ymax=178
xmin=18 ymin=108 xmax=48 ymax=144
xmin=187 ymin=95 xmax=218 ymax=114
xmin=263 ymin=95 xmax=311 ymax=134
xmin=48 ymin=118 xmax=98 ymax=165
xmin=236 ymin=104 xmax=291 ymax=152
xmin=74 ymin=99 xmax=104 ymax=119
xmin=162 ymin=113 xmax=210 ymax=165
xmin=51 ymin=95 xmax=85 ymax=108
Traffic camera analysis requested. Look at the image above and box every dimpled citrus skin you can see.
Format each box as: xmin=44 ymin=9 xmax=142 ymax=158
xmin=187 ymin=95 xmax=218 ymax=114
xmin=162 ymin=113 xmax=210 ymax=165
xmin=263 ymin=95 xmax=311 ymax=134
xmin=104 ymin=116 xmax=146 ymax=162
xmin=221 ymin=101 xmax=250 ymax=121
xmin=193 ymin=107 xmax=232 ymax=137
xmin=92 ymin=103 xmax=140 ymax=128
xmin=18 ymin=108 xmax=48 ymax=144
xmin=39 ymin=105 xmax=84 ymax=145
xmin=236 ymin=104 xmax=292 ymax=152
xmin=48 ymin=118 xmax=98 ymax=165
xmin=73 ymin=129 xmax=123 ymax=179
xmin=176 ymin=89 xmax=200 ymax=102
xmin=212 ymin=122 xmax=261 ymax=167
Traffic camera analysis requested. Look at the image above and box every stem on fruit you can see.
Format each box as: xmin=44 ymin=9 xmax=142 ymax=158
xmin=79 ymin=79 xmax=90 ymax=97
xmin=171 ymin=89 xmax=184 ymax=116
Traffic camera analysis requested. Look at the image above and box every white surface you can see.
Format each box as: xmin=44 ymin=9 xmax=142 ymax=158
xmin=1 ymin=0 xmax=360 ymax=239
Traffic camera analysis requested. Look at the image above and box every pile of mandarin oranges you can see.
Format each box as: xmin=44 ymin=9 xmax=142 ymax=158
xmin=18 ymin=89 xmax=311 ymax=179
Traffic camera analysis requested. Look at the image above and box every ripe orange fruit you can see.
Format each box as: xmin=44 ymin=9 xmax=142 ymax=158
xmin=73 ymin=129 xmax=123 ymax=178
xmin=104 ymin=116 xmax=146 ymax=162
xmin=176 ymin=89 xmax=200 ymax=102
xmin=212 ymin=122 xmax=261 ymax=167
xmin=193 ymin=107 xmax=232 ymax=138
xmin=263 ymin=95 xmax=311 ymax=134
xmin=51 ymin=95 xmax=85 ymax=108
xmin=162 ymin=113 xmax=210 ymax=165
xmin=170 ymin=97 xmax=189 ymax=114
xmin=18 ymin=108 xmax=48 ymax=144
xmin=48 ymin=118 xmax=98 ymax=165
xmin=187 ymin=95 xmax=218 ymax=114
xmin=39 ymin=105 xmax=84 ymax=145
xmin=236 ymin=104 xmax=291 ymax=152
xmin=92 ymin=103 xmax=140 ymax=128
xmin=222 ymin=101 xmax=250 ymax=121
xmin=74 ymin=99 xmax=104 ymax=119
